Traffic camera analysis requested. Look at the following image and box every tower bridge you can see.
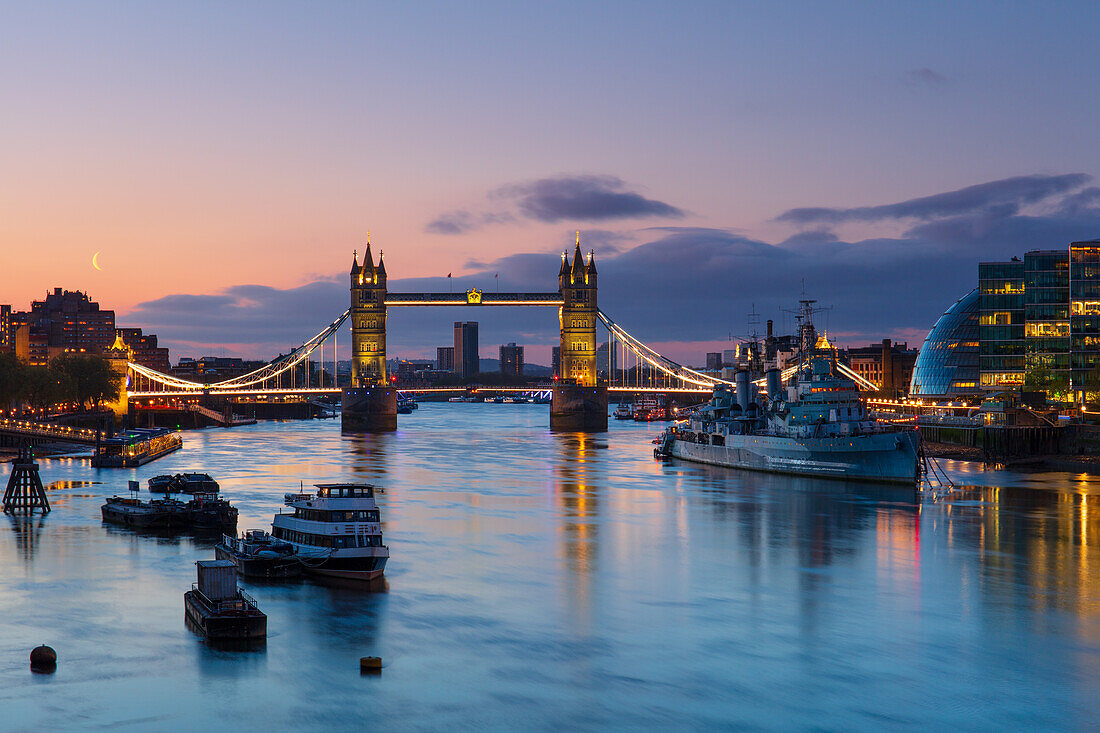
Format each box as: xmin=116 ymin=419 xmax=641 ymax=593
xmin=121 ymin=234 xmax=877 ymax=432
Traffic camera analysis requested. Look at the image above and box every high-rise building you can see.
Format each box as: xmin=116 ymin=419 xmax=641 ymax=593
xmin=958 ymin=240 xmax=1100 ymax=401
xmin=1070 ymin=240 xmax=1100 ymax=399
xmin=499 ymin=343 xmax=524 ymax=377
xmin=551 ymin=346 xmax=561 ymax=378
xmin=706 ymin=352 xmax=722 ymax=370
xmin=978 ymin=259 xmax=1025 ymax=389
xmin=1024 ymin=250 xmax=1070 ymax=388
xmin=454 ymin=321 xmax=479 ymax=378
xmin=0 ymin=305 xmax=10 ymax=352
xmin=436 ymin=346 xmax=455 ymax=372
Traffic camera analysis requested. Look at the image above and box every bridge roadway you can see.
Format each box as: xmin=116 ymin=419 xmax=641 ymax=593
xmin=384 ymin=292 xmax=564 ymax=306
xmin=0 ymin=417 xmax=100 ymax=445
xmin=127 ymin=386 xmax=711 ymax=399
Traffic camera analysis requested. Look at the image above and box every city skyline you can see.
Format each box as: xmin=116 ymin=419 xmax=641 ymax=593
xmin=3 ymin=2 xmax=1100 ymax=362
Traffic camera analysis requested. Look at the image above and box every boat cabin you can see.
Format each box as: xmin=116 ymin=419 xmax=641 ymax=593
xmin=315 ymin=484 xmax=375 ymax=499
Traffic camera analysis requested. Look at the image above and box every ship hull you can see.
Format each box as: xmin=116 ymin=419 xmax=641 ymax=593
xmin=301 ymin=554 xmax=388 ymax=581
xmin=668 ymin=430 xmax=920 ymax=485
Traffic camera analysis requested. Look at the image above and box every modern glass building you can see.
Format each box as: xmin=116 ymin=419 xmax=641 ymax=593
xmin=1024 ymin=249 xmax=1070 ymax=388
xmin=909 ymin=289 xmax=981 ymax=398
xmin=978 ymin=259 xmax=1025 ymax=388
xmin=1070 ymin=240 xmax=1100 ymax=400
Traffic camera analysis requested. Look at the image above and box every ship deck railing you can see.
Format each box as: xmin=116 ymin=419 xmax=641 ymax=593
xmin=190 ymin=584 xmax=259 ymax=612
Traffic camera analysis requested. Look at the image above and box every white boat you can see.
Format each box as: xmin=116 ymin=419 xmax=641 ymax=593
xmin=270 ymin=484 xmax=389 ymax=581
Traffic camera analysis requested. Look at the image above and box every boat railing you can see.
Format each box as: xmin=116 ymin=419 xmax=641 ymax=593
xmin=191 ymin=584 xmax=259 ymax=611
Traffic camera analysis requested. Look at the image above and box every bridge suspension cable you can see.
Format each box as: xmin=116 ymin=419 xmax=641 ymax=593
xmin=597 ymin=309 xmax=730 ymax=390
xmin=128 ymin=309 xmax=351 ymax=392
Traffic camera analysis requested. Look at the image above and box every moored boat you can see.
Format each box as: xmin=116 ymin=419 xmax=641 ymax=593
xmin=215 ymin=529 xmax=302 ymax=580
xmin=184 ymin=560 xmax=266 ymax=640
xmin=185 ymin=492 xmax=238 ymax=533
xmin=101 ymin=495 xmax=188 ymax=529
xmin=656 ymin=302 xmax=920 ymax=485
xmin=270 ymin=483 xmax=389 ymax=581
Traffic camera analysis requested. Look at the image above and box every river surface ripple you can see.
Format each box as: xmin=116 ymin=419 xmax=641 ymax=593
xmin=2 ymin=404 xmax=1099 ymax=731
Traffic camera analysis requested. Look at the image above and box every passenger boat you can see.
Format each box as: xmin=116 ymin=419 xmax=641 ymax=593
xmin=634 ymin=395 xmax=667 ymax=421
xmin=184 ymin=560 xmax=266 ymax=640
xmin=270 ymin=484 xmax=389 ymax=581
xmin=92 ymin=428 xmax=182 ymax=467
xmin=614 ymin=403 xmax=633 ymax=420
xmin=215 ymin=529 xmax=302 ymax=580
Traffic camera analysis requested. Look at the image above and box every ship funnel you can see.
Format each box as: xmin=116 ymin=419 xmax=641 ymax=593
xmin=735 ymin=370 xmax=751 ymax=412
xmin=766 ymin=367 xmax=781 ymax=400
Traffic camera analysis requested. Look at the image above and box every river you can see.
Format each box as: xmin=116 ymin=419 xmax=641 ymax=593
xmin=1 ymin=403 xmax=1098 ymax=730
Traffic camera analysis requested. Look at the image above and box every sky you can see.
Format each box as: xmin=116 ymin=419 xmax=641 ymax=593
xmin=2 ymin=1 xmax=1100 ymax=365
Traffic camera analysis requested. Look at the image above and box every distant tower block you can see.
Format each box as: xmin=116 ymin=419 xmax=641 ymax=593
xmin=2 ymin=444 xmax=50 ymax=514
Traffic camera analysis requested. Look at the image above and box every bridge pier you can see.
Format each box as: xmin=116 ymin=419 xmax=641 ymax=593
xmin=550 ymin=385 xmax=608 ymax=432
xmin=341 ymin=386 xmax=397 ymax=432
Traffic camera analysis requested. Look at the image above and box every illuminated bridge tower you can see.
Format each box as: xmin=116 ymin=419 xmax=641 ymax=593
xmin=350 ymin=242 xmax=388 ymax=385
xmin=342 ymin=238 xmax=397 ymax=431
xmin=551 ymin=235 xmax=608 ymax=431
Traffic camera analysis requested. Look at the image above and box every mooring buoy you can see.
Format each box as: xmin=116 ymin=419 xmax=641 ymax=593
xmin=360 ymin=656 xmax=382 ymax=673
xmin=30 ymin=644 xmax=56 ymax=673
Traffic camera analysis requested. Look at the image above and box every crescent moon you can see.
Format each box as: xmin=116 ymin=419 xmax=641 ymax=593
xmin=92 ymin=252 xmax=103 ymax=271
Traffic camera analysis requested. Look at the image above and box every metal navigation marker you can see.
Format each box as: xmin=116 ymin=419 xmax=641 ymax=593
xmin=2 ymin=443 xmax=51 ymax=514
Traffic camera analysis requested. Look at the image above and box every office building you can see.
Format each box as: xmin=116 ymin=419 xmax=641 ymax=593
xmin=436 ymin=346 xmax=455 ymax=372
xmin=551 ymin=346 xmax=561 ymax=378
xmin=116 ymin=327 xmax=171 ymax=372
xmin=453 ymin=321 xmax=479 ymax=378
xmin=705 ymin=352 xmax=722 ymax=370
xmin=847 ymin=340 xmax=918 ymax=397
xmin=909 ymin=290 xmax=981 ymax=399
xmin=1070 ymin=241 xmax=1100 ymax=398
xmin=499 ymin=343 xmax=524 ymax=377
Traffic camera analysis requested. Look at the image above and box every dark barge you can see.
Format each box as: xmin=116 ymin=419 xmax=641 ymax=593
xmin=215 ymin=530 xmax=302 ymax=580
xmin=184 ymin=560 xmax=266 ymax=641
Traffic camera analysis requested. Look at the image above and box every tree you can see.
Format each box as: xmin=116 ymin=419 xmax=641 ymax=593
xmin=0 ymin=352 xmax=28 ymax=412
xmin=22 ymin=365 xmax=70 ymax=412
xmin=51 ymin=353 xmax=122 ymax=411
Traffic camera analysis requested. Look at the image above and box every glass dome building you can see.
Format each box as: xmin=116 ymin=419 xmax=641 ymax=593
xmin=909 ymin=289 xmax=981 ymax=399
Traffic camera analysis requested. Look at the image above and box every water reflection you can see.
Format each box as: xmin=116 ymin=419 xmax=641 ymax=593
xmin=7 ymin=514 xmax=45 ymax=563
xmin=2 ymin=413 xmax=1100 ymax=728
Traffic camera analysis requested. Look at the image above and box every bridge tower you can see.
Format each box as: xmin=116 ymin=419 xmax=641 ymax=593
xmin=551 ymin=234 xmax=608 ymax=431
xmin=350 ymin=241 xmax=388 ymax=385
xmin=343 ymin=238 xmax=397 ymax=431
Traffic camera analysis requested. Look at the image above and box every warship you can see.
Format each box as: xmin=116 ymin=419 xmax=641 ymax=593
xmin=656 ymin=301 xmax=921 ymax=485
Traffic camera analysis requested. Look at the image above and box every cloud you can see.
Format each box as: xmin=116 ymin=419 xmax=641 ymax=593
xmin=426 ymin=210 xmax=476 ymax=235
xmin=904 ymin=67 xmax=949 ymax=86
xmin=426 ymin=210 xmax=516 ymax=235
xmin=128 ymin=173 xmax=1100 ymax=363
xmin=425 ymin=174 xmax=683 ymax=234
xmin=776 ymin=173 xmax=1091 ymax=226
xmin=496 ymin=175 xmax=684 ymax=223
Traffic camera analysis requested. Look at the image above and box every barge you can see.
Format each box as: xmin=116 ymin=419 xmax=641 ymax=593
xmin=184 ymin=560 xmax=266 ymax=641
xmin=215 ymin=529 xmax=302 ymax=580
